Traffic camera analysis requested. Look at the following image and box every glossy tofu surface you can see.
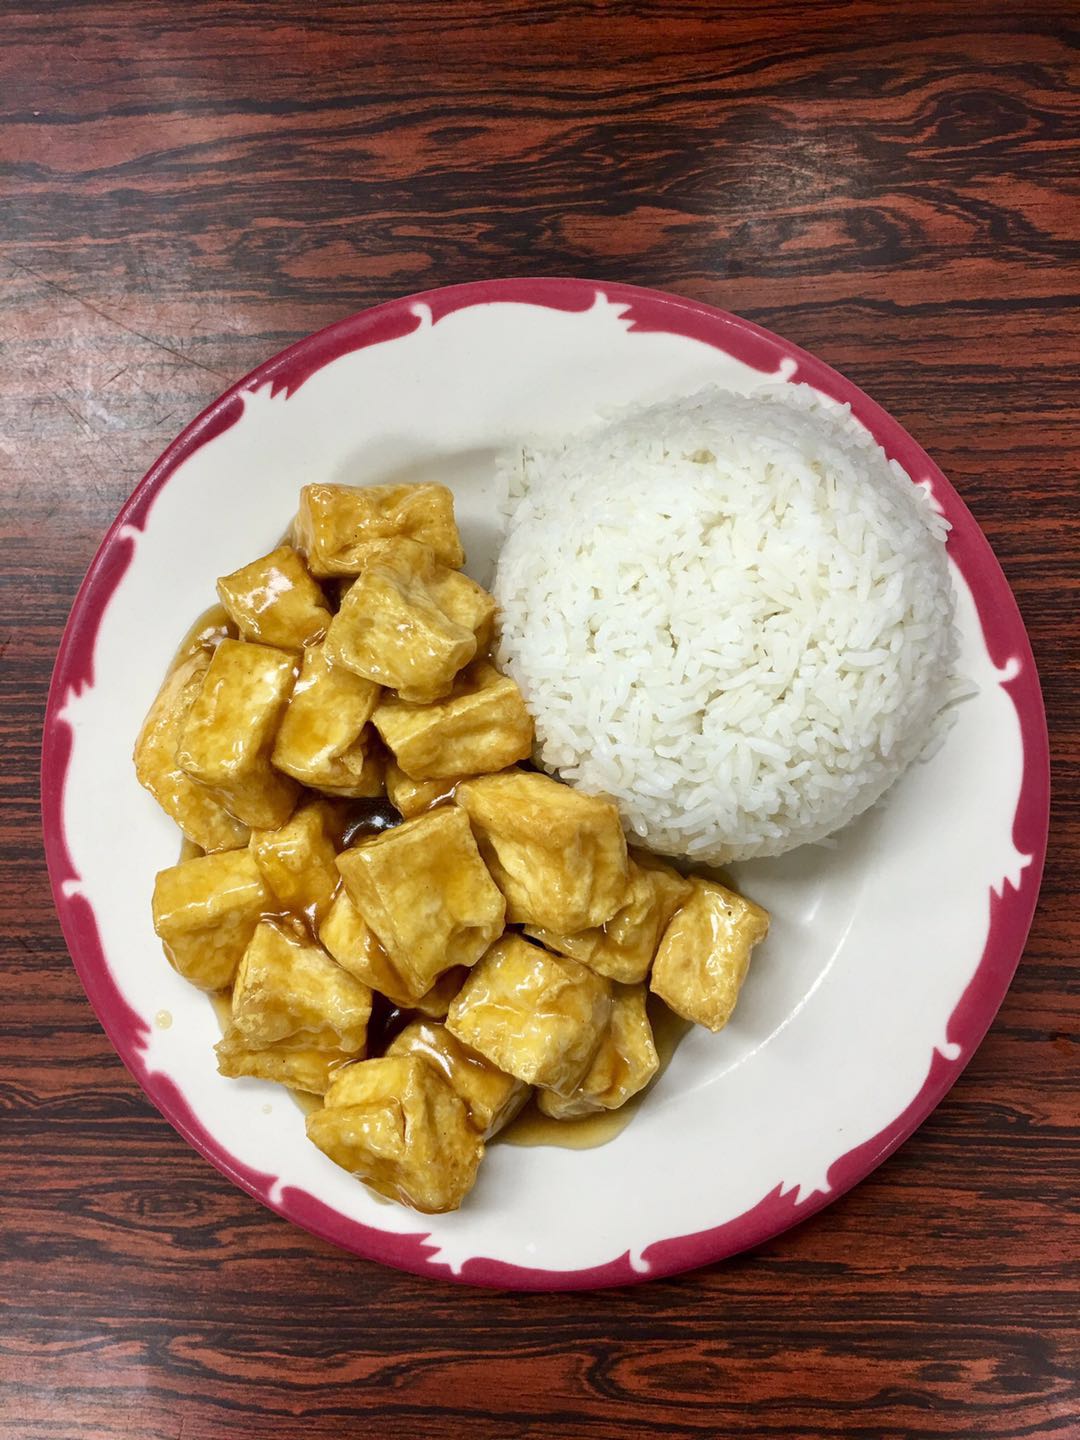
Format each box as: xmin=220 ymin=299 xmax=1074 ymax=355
xmin=176 ymin=638 xmax=299 ymax=829
xmin=270 ymin=640 xmax=383 ymax=796
xmin=385 ymin=759 xmax=470 ymax=818
xmin=214 ymin=1028 xmax=352 ymax=1095
xmin=446 ymin=934 xmax=611 ymax=1093
xmin=152 ymin=849 xmax=269 ymax=990
xmin=387 ymin=1020 xmax=528 ymax=1139
xmin=134 ymin=652 xmax=251 ymax=852
xmin=305 ymin=1054 xmax=483 ymax=1212
xmin=455 ymin=770 xmax=628 ymax=932
xmin=537 ymin=982 xmax=658 ymax=1118
xmin=374 ymin=662 xmax=534 ymax=781
xmin=216 ymin=544 xmax=331 ymax=650
xmin=650 ymin=878 xmax=770 ymax=1032
xmin=231 ymin=920 xmax=372 ymax=1053
xmin=526 ymin=853 xmax=693 ymax=984
xmin=319 ymin=888 xmax=433 ymax=1008
xmin=325 ymin=549 xmax=477 ymax=702
xmin=335 ymin=806 xmax=505 ymax=996
xmin=249 ymin=800 xmax=341 ymax=928
xmin=294 ymin=482 xmax=465 ymax=576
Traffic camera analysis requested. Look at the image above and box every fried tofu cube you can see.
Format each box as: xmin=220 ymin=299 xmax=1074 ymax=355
xmin=231 ymin=920 xmax=371 ymax=1052
xmin=454 ymin=771 xmax=628 ymax=932
xmin=325 ymin=549 xmax=476 ymax=703
xmin=373 ymin=661 xmax=533 ymax=780
xmin=428 ymin=566 xmax=497 ymax=655
xmin=446 ymin=934 xmax=611 ymax=1093
xmin=152 ymin=850 xmax=270 ymax=990
xmin=306 ymin=1055 xmax=483 ymax=1213
xmin=526 ymin=852 xmax=692 ymax=984
xmin=249 ymin=800 xmax=340 ymax=927
xmin=387 ymin=1020 xmax=528 ymax=1139
xmin=216 ymin=544 xmax=332 ymax=650
xmin=650 ymin=879 xmax=770 ymax=1032
xmin=270 ymin=641 xmax=383 ymax=796
xmin=335 ymin=806 xmax=504 ymax=997
xmin=176 ymin=639 xmax=299 ymax=829
xmin=294 ymin=482 xmax=465 ymax=577
xmin=214 ymin=1028 xmax=352 ymax=1095
xmin=385 ymin=758 xmax=472 ymax=818
xmin=319 ymin=890 xmax=468 ymax=1012
xmin=537 ymin=983 xmax=658 ymax=1119
xmin=134 ymin=652 xmax=250 ymax=853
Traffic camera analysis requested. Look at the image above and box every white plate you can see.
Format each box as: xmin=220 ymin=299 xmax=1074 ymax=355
xmin=43 ymin=279 xmax=1049 ymax=1288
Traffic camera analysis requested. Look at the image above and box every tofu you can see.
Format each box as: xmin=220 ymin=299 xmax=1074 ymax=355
xmin=526 ymin=852 xmax=692 ymax=984
xmin=249 ymin=800 xmax=341 ymax=927
xmin=134 ymin=652 xmax=250 ymax=853
xmin=412 ymin=966 xmax=468 ymax=1019
xmin=231 ymin=920 xmax=372 ymax=1052
xmin=650 ymin=878 xmax=769 ymax=1032
xmin=216 ymin=544 xmax=332 ymax=650
xmin=214 ymin=1028 xmax=352 ymax=1095
xmin=176 ymin=639 xmax=299 ymax=829
xmin=335 ymin=806 xmax=505 ymax=997
xmin=324 ymin=548 xmax=477 ymax=703
xmin=319 ymin=888 xmax=433 ymax=1007
xmin=270 ymin=641 xmax=383 ymax=797
xmin=294 ymin=482 xmax=465 ymax=577
xmin=537 ymin=983 xmax=658 ymax=1119
xmin=385 ymin=758 xmax=471 ymax=818
xmin=373 ymin=661 xmax=533 ymax=780
xmin=306 ymin=1055 xmax=483 ymax=1213
xmin=454 ymin=770 xmax=628 ymax=932
xmin=387 ymin=1020 xmax=528 ymax=1139
xmin=446 ymin=934 xmax=611 ymax=1093
xmin=152 ymin=849 xmax=270 ymax=990
xmin=343 ymin=538 xmax=496 ymax=654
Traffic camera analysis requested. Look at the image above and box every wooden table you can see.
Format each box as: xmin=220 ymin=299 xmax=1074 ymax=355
xmin=2 ymin=4 xmax=1076 ymax=1436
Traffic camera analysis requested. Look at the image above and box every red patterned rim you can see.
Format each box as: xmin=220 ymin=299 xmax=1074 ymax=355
xmin=41 ymin=278 xmax=1050 ymax=1290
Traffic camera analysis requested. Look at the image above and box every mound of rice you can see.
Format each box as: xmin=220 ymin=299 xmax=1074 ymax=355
xmin=493 ymin=385 xmax=960 ymax=864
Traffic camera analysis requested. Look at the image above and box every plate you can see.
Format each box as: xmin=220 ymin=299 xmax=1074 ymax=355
xmin=42 ymin=279 xmax=1049 ymax=1289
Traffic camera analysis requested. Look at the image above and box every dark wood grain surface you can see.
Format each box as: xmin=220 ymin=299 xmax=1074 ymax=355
xmin=1 ymin=3 xmax=1077 ymax=1436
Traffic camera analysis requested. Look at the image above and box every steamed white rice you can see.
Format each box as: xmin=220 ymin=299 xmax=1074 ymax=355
xmin=493 ymin=385 xmax=961 ymax=864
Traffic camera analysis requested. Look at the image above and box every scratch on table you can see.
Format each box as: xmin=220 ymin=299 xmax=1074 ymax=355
xmin=7 ymin=257 xmax=228 ymax=380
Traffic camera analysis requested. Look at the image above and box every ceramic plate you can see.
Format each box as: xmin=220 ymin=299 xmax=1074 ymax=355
xmin=42 ymin=279 xmax=1049 ymax=1289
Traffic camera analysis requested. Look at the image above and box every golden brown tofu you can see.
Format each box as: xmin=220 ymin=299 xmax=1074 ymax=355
xmin=385 ymin=758 xmax=472 ymax=818
xmin=526 ymin=853 xmax=693 ymax=984
xmin=249 ymin=800 xmax=340 ymax=927
xmin=214 ymin=1027 xmax=352 ymax=1095
xmin=324 ymin=549 xmax=476 ymax=703
xmin=176 ymin=639 xmax=299 ymax=829
xmin=134 ymin=652 xmax=251 ymax=853
xmin=294 ymin=482 xmax=465 ymax=577
xmin=650 ymin=878 xmax=770 ymax=1032
xmin=454 ymin=770 xmax=628 ymax=933
xmin=428 ymin=566 xmax=497 ymax=655
xmin=373 ymin=661 xmax=533 ymax=780
xmin=537 ymin=983 xmax=658 ymax=1118
xmin=216 ymin=544 xmax=332 ymax=650
xmin=320 ymin=890 xmax=468 ymax=1012
xmin=446 ymin=934 xmax=611 ymax=1094
xmin=341 ymin=538 xmax=496 ymax=654
xmin=335 ymin=806 xmax=504 ymax=997
xmin=152 ymin=850 xmax=270 ymax=990
xmin=306 ymin=1055 xmax=483 ymax=1213
xmin=387 ymin=1020 xmax=528 ymax=1139
xmin=231 ymin=920 xmax=371 ymax=1052
xmin=319 ymin=888 xmax=426 ymax=1006
xmin=270 ymin=640 xmax=383 ymax=796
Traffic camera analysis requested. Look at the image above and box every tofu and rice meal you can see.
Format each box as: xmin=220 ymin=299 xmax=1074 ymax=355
xmin=135 ymin=385 xmax=959 ymax=1214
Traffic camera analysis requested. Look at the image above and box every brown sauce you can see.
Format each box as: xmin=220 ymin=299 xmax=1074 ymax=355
xmin=498 ymin=996 xmax=691 ymax=1151
xmin=168 ymin=603 xmax=236 ymax=673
